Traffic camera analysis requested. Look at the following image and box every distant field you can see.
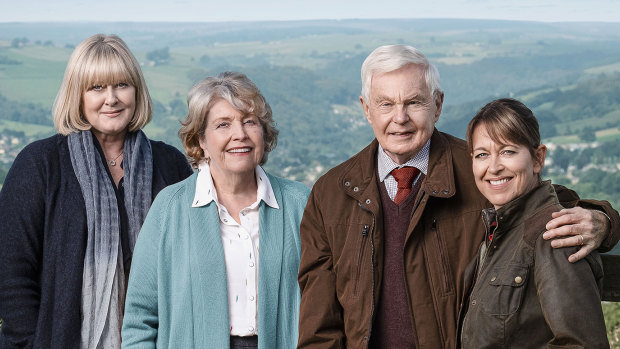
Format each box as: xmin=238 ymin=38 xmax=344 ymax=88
xmin=0 ymin=119 xmax=53 ymax=137
xmin=555 ymin=109 xmax=620 ymax=135
xmin=0 ymin=46 xmax=67 ymax=106
xmin=547 ymin=126 xmax=620 ymax=145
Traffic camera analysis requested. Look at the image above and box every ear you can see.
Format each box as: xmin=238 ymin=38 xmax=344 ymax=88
xmin=360 ymin=96 xmax=372 ymax=125
xmin=532 ymin=144 xmax=547 ymax=174
xmin=198 ymin=136 xmax=209 ymax=160
xmin=433 ymin=92 xmax=444 ymax=123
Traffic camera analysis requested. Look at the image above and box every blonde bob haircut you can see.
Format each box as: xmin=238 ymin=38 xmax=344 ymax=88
xmin=179 ymin=71 xmax=278 ymax=168
xmin=53 ymin=34 xmax=152 ymax=135
xmin=361 ymin=44 xmax=443 ymax=104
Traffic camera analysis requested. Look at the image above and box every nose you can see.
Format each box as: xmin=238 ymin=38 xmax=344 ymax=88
xmin=231 ymin=121 xmax=248 ymax=140
xmin=488 ymin=154 xmax=504 ymax=173
xmin=392 ymin=105 xmax=408 ymax=124
xmin=104 ymin=86 xmax=118 ymax=105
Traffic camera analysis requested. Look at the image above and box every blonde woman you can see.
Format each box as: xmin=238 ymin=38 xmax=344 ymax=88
xmin=0 ymin=34 xmax=192 ymax=348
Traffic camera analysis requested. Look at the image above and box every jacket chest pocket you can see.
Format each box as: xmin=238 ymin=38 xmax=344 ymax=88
xmin=480 ymin=264 xmax=529 ymax=316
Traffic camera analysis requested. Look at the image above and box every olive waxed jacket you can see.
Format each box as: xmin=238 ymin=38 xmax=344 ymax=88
xmin=460 ymin=181 xmax=609 ymax=348
xmin=298 ymin=129 xmax=620 ymax=349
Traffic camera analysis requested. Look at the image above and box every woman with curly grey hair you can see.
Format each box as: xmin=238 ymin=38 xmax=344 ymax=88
xmin=122 ymin=72 xmax=310 ymax=349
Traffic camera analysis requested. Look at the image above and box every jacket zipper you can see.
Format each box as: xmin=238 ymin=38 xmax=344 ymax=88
xmin=431 ymin=219 xmax=453 ymax=294
xmin=479 ymin=214 xmax=499 ymax=274
xmin=354 ymin=224 xmax=369 ymax=296
xmin=358 ymin=202 xmax=376 ymax=348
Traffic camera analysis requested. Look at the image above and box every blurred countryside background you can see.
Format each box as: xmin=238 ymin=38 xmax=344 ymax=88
xmin=1 ymin=0 xmax=620 ymax=344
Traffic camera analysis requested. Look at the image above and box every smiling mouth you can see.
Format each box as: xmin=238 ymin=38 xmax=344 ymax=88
xmin=391 ymin=131 xmax=412 ymax=136
xmin=489 ymin=178 xmax=510 ymax=185
xmin=227 ymin=147 xmax=252 ymax=153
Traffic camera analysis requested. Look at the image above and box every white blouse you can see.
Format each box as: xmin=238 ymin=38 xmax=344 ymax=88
xmin=191 ymin=161 xmax=279 ymax=336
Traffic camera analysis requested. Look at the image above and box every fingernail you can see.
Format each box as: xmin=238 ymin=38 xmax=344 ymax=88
xmin=542 ymin=232 xmax=549 ymax=239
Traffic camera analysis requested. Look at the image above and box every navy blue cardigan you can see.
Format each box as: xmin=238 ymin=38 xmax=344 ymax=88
xmin=0 ymin=134 xmax=193 ymax=349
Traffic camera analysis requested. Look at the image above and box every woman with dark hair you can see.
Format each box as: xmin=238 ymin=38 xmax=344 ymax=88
xmin=0 ymin=34 xmax=192 ymax=348
xmin=459 ymin=98 xmax=608 ymax=348
xmin=122 ymin=72 xmax=309 ymax=348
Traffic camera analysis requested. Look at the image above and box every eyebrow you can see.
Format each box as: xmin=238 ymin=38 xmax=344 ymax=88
xmin=373 ymin=93 xmax=426 ymax=103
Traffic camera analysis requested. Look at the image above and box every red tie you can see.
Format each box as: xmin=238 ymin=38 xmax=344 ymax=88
xmin=391 ymin=167 xmax=420 ymax=204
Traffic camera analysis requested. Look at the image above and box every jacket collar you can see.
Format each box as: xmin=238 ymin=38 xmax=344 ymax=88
xmin=337 ymin=128 xmax=457 ymax=209
xmin=482 ymin=180 xmax=559 ymax=237
xmin=424 ymin=129 xmax=456 ymax=199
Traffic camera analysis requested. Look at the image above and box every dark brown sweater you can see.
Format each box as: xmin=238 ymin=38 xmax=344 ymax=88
xmin=370 ymin=175 xmax=424 ymax=348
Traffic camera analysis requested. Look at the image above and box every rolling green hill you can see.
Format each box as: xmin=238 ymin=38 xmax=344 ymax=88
xmin=1 ymin=19 xmax=620 ymax=186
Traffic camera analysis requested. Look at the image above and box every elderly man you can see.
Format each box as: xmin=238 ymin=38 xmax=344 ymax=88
xmin=297 ymin=45 xmax=619 ymax=348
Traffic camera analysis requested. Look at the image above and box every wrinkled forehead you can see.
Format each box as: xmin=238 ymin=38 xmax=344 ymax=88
xmin=370 ymin=64 xmax=430 ymax=96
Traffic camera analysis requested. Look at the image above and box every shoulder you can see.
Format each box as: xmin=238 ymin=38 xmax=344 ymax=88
xmin=267 ymin=172 xmax=310 ymax=203
xmin=434 ymin=130 xmax=469 ymax=158
xmin=315 ymin=141 xmax=376 ymax=189
xmin=149 ymin=139 xmax=193 ymax=179
xmin=151 ymin=173 xmax=195 ymax=211
xmin=9 ymin=134 xmax=67 ymax=175
xmin=149 ymin=139 xmax=187 ymax=162
xmin=16 ymin=134 xmax=66 ymax=161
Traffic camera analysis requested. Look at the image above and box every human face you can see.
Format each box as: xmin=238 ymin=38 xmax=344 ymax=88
xmin=199 ymin=98 xmax=264 ymax=181
xmin=360 ymin=63 xmax=443 ymax=164
xmin=82 ymin=82 xmax=135 ymax=140
xmin=471 ymin=125 xmax=546 ymax=210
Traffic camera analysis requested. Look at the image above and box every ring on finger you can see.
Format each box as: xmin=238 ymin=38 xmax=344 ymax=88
xmin=578 ymin=234 xmax=584 ymax=246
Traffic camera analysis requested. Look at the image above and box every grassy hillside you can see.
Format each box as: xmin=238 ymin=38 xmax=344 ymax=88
xmin=2 ymin=20 xmax=620 ymax=184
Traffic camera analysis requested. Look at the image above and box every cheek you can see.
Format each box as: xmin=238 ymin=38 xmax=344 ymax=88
xmin=198 ymin=136 xmax=209 ymax=154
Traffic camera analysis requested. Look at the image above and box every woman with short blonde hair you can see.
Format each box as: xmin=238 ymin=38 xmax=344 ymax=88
xmin=0 ymin=34 xmax=192 ymax=348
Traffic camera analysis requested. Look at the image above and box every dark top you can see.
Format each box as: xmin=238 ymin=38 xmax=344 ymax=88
xmin=370 ymin=177 xmax=423 ymax=349
xmin=459 ymin=182 xmax=609 ymax=348
xmin=0 ymin=134 xmax=193 ymax=349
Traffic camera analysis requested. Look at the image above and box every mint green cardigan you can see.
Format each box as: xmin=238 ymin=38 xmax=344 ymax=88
xmin=122 ymin=171 xmax=310 ymax=348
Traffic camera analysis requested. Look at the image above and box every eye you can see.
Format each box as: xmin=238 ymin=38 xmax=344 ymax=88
xmin=90 ymin=84 xmax=104 ymax=91
xmin=244 ymin=119 xmax=258 ymax=125
xmin=501 ymin=149 xmax=516 ymax=156
xmin=117 ymin=82 xmax=129 ymax=88
xmin=474 ymin=152 xmax=488 ymax=159
xmin=216 ymin=122 xmax=230 ymax=129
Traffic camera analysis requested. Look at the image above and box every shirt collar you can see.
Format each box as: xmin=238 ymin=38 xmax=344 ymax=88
xmin=377 ymin=139 xmax=431 ymax=182
xmin=192 ymin=161 xmax=279 ymax=209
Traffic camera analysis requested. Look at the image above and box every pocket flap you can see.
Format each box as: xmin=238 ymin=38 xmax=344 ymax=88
xmin=489 ymin=264 xmax=529 ymax=287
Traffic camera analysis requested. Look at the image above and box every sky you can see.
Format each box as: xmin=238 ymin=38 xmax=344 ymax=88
xmin=1 ymin=0 xmax=620 ymax=23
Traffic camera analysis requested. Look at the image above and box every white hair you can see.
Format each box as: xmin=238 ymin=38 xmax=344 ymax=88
xmin=360 ymin=44 xmax=442 ymax=103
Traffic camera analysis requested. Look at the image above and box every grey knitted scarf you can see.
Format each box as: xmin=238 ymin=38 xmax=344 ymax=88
xmin=68 ymin=130 xmax=153 ymax=348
